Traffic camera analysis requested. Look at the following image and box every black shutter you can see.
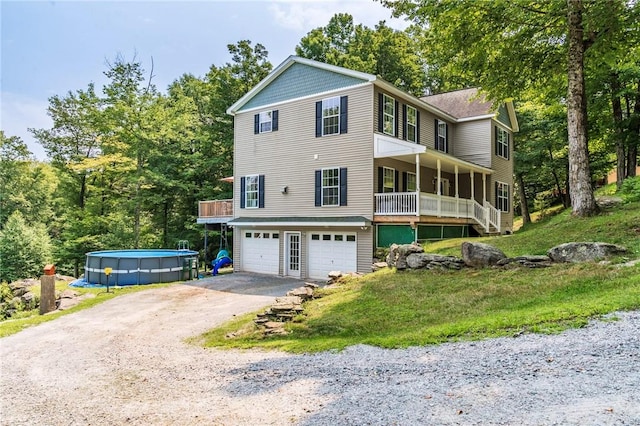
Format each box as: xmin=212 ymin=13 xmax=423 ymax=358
xmin=272 ymin=110 xmax=278 ymax=131
xmin=402 ymin=172 xmax=408 ymax=192
xmin=394 ymin=169 xmax=399 ymax=192
xmin=378 ymin=93 xmax=384 ymax=132
xmin=445 ymin=123 xmax=449 ymax=153
xmin=339 ymin=167 xmax=347 ymax=206
xmin=240 ymin=177 xmax=246 ymax=208
xmin=315 ymin=170 xmax=322 ymax=206
xmin=258 ymin=175 xmax=265 ymax=208
xmin=506 ymin=184 xmax=511 ymax=212
xmin=434 ymin=119 xmax=439 ymax=149
xmin=506 ymin=133 xmax=510 ymax=160
xmin=394 ymin=100 xmax=399 ymax=137
xmin=254 ymin=114 xmax=259 ymax=134
xmin=416 ymin=110 xmax=420 ymax=144
xmin=495 ymin=126 xmax=499 ymax=155
xmin=377 ymin=167 xmax=383 ymax=193
xmin=495 ymin=181 xmax=499 ymax=209
xmin=340 ymin=96 xmax=348 ymax=134
xmin=315 ymin=101 xmax=322 ymax=137
xmin=402 ymin=104 xmax=407 ymax=140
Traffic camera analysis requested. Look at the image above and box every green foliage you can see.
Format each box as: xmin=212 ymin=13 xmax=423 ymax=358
xmin=296 ymin=14 xmax=427 ymax=96
xmin=619 ymin=176 xmax=640 ymax=203
xmin=0 ymin=211 xmax=53 ymax=282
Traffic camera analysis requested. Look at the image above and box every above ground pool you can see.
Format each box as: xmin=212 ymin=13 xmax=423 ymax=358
xmin=80 ymin=249 xmax=199 ymax=286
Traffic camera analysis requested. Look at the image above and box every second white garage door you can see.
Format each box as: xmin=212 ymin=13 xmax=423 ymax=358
xmin=241 ymin=230 xmax=280 ymax=275
xmin=308 ymin=232 xmax=357 ymax=279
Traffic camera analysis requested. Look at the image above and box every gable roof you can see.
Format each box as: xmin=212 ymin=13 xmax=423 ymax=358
xmin=422 ymin=88 xmax=519 ymax=132
xmin=422 ymin=88 xmax=492 ymax=118
xmin=227 ymin=56 xmax=518 ymax=131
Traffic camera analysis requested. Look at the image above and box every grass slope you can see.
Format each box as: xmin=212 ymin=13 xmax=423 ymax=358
xmin=201 ymin=202 xmax=640 ymax=353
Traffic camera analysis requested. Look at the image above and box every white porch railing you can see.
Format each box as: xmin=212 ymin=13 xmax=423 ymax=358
xmin=375 ymin=192 xmax=501 ymax=233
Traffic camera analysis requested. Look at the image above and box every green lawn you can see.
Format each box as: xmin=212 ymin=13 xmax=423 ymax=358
xmin=199 ymin=201 xmax=640 ymax=353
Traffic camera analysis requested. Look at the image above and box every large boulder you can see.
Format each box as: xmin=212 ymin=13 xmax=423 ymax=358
xmin=547 ymin=242 xmax=627 ymax=263
xmin=461 ymin=242 xmax=507 ymax=268
xmin=406 ymin=253 xmax=464 ymax=270
xmin=386 ymin=243 xmax=423 ymax=269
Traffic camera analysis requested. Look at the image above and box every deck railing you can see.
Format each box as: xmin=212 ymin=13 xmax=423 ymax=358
xmin=198 ymin=199 xmax=233 ymax=218
xmin=375 ymin=192 xmax=500 ymax=233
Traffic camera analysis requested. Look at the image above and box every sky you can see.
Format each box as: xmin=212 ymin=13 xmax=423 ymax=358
xmin=1 ymin=0 xmax=408 ymax=160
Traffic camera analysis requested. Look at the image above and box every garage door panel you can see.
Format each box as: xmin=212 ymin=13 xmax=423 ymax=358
xmin=308 ymin=233 xmax=357 ymax=279
xmin=242 ymin=231 xmax=279 ymax=274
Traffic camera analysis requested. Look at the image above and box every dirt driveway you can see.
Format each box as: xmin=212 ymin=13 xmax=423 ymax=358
xmin=0 ymin=273 xmax=311 ymax=425
xmin=1 ymin=273 xmax=639 ymax=425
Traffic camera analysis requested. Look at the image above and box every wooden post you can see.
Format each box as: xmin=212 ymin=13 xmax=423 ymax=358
xmin=39 ymin=275 xmax=56 ymax=315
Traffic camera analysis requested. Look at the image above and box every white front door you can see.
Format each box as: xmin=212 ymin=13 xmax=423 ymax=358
xmin=285 ymin=232 xmax=301 ymax=278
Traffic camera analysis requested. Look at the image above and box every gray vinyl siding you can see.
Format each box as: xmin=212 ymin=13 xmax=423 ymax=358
xmin=490 ymin=120 xmax=515 ymax=232
xmin=240 ymin=63 xmax=368 ymax=112
xmin=234 ymin=83 xmax=374 ymax=218
xmin=454 ymin=120 xmax=492 ymax=168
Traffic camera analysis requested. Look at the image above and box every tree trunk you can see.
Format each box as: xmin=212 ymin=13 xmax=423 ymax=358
xmin=610 ymin=73 xmax=626 ymax=189
xmin=548 ymin=147 xmax=569 ymax=208
xmin=628 ymin=80 xmax=640 ymax=178
xmin=516 ymin=173 xmax=531 ymax=225
xmin=566 ymin=0 xmax=598 ymax=216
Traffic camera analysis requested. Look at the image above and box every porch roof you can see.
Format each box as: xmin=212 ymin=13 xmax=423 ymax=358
xmin=374 ymin=133 xmax=493 ymax=175
xmin=228 ymin=216 xmax=371 ymax=227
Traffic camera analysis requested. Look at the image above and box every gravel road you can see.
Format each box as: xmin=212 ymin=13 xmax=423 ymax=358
xmin=1 ymin=275 xmax=639 ymax=425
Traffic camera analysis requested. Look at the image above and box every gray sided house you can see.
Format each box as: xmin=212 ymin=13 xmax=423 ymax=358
xmin=197 ymin=56 xmax=518 ymax=280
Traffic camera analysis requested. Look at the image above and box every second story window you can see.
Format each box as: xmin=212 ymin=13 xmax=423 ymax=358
xmin=383 ymin=167 xmax=395 ymax=193
xmin=435 ymin=119 xmax=448 ymax=152
xmin=496 ymin=126 xmax=510 ymax=159
xmin=322 ymin=97 xmax=340 ymax=135
xmin=315 ymin=167 xmax=348 ymax=206
xmin=240 ymin=174 xmax=264 ymax=209
xmin=383 ymin=94 xmax=396 ymax=136
xmin=254 ymin=110 xmax=278 ymax=134
xmin=406 ymin=105 xmax=418 ymax=143
xmin=316 ymin=96 xmax=348 ymax=137
xmin=496 ymin=181 xmax=510 ymax=212
xmin=405 ymin=172 xmax=417 ymax=192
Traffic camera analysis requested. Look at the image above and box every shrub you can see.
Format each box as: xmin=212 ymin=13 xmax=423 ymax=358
xmin=0 ymin=211 xmax=52 ymax=282
xmin=620 ymin=176 xmax=640 ymax=203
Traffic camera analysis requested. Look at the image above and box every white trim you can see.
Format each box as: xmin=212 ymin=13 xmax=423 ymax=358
xmin=456 ymin=114 xmax=496 ymax=123
xmin=231 ymin=220 xmax=368 ymax=227
xmin=374 ymin=133 xmax=426 ymax=158
xmin=232 ymin=82 xmax=370 ymax=115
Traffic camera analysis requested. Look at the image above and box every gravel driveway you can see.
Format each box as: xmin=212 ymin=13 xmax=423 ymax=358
xmin=1 ymin=273 xmax=639 ymax=425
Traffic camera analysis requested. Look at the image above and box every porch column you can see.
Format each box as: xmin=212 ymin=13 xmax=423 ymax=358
xmin=470 ymin=171 xmax=475 ymax=202
xmin=415 ymin=154 xmax=421 ymax=216
xmin=482 ymin=173 xmax=487 ymax=204
xmin=454 ymin=165 xmax=459 ymax=217
xmin=436 ymin=159 xmax=442 ymax=216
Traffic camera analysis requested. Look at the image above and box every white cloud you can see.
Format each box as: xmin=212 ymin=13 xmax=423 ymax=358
xmin=1 ymin=92 xmax=51 ymax=160
xmin=268 ymin=0 xmax=409 ymax=33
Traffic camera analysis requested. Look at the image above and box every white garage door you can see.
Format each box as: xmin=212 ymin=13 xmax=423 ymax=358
xmin=241 ymin=230 xmax=280 ymax=274
xmin=308 ymin=232 xmax=357 ymax=279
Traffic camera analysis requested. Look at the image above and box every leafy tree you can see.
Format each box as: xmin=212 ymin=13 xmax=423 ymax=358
xmin=381 ymin=0 xmax=638 ymax=216
xmin=296 ymin=14 xmax=427 ymax=96
xmin=0 ymin=132 xmax=58 ymax=228
xmin=0 ymin=211 xmax=53 ymax=282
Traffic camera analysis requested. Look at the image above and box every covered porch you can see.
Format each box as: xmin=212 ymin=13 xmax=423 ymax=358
xmin=373 ymin=134 xmax=500 ymax=233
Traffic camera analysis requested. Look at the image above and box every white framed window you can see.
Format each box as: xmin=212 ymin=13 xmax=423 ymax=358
xmin=259 ymin=111 xmax=272 ymax=133
xmin=322 ymin=96 xmax=340 ymax=136
xmin=496 ymin=127 xmax=509 ymax=159
xmin=496 ymin=181 xmax=510 ymax=212
xmin=406 ymin=172 xmax=417 ymax=192
xmin=383 ymin=167 xmax=395 ymax=193
xmin=383 ymin=94 xmax=396 ymax=136
xmin=322 ymin=168 xmax=340 ymax=206
xmin=245 ymin=174 xmax=259 ymax=208
xmin=436 ymin=120 xmax=447 ymax=152
xmin=406 ymin=106 xmax=417 ymax=143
